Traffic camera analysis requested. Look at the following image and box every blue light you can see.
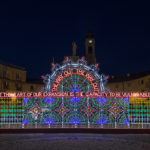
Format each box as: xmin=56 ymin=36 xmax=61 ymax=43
xmin=23 ymin=97 xmax=29 ymax=103
xmin=123 ymin=118 xmax=130 ymax=124
xmin=44 ymin=97 xmax=54 ymax=103
xmin=70 ymin=97 xmax=81 ymax=103
xmin=123 ymin=97 xmax=129 ymax=102
xmin=97 ymin=118 xmax=108 ymax=124
xmin=71 ymin=86 xmax=80 ymax=92
xmin=70 ymin=86 xmax=81 ymax=103
xmin=44 ymin=118 xmax=55 ymax=124
xmin=22 ymin=118 xmax=28 ymax=124
xmin=70 ymin=117 xmax=81 ymax=124
xmin=97 ymin=97 xmax=107 ymax=103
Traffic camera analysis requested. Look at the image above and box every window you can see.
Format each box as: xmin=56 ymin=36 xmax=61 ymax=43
xmin=16 ymin=73 xmax=20 ymax=80
xmin=2 ymin=70 xmax=6 ymax=78
xmin=30 ymin=86 xmax=34 ymax=91
xmin=141 ymin=80 xmax=144 ymax=84
xmin=15 ymin=83 xmax=22 ymax=91
xmin=127 ymin=82 xmax=131 ymax=87
xmin=145 ymin=78 xmax=150 ymax=89
xmin=3 ymin=81 xmax=9 ymax=90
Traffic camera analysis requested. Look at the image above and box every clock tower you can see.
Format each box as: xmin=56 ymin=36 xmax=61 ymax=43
xmin=85 ymin=28 xmax=96 ymax=65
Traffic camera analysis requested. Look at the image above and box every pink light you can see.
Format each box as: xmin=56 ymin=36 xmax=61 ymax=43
xmin=81 ymin=56 xmax=85 ymax=60
xmin=95 ymin=63 xmax=99 ymax=67
xmin=106 ymin=75 xmax=110 ymax=79
xmin=41 ymin=75 xmax=45 ymax=79
xmin=51 ymin=68 xmax=99 ymax=92
xmin=51 ymin=62 xmax=55 ymax=67
xmin=0 ymin=92 xmax=150 ymax=98
xmin=65 ymin=56 xmax=69 ymax=60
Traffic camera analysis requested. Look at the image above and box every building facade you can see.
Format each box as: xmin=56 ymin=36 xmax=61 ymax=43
xmin=107 ymin=71 xmax=150 ymax=92
xmin=0 ymin=61 xmax=43 ymax=92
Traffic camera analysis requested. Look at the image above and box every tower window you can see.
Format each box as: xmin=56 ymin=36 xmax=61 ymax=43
xmin=88 ymin=46 xmax=93 ymax=54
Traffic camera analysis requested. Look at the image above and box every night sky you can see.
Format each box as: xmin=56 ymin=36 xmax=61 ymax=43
xmin=0 ymin=1 xmax=150 ymax=78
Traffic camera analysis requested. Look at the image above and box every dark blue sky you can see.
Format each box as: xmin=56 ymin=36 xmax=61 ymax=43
xmin=0 ymin=1 xmax=150 ymax=78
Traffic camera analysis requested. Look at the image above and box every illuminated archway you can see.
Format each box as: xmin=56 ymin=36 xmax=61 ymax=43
xmin=44 ymin=57 xmax=107 ymax=92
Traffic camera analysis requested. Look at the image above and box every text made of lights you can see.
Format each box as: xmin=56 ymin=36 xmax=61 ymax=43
xmin=0 ymin=92 xmax=150 ymax=98
xmin=51 ymin=68 xmax=99 ymax=92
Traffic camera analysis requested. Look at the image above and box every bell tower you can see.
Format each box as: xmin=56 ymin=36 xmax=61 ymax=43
xmin=85 ymin=28 xmax=96 ymax=65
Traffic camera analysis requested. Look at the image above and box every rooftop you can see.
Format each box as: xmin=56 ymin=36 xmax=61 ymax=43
xmin=108 ymin=70 xmax=150 ymax=83
xmin=0 ymin=60 xmax=26 ymax=71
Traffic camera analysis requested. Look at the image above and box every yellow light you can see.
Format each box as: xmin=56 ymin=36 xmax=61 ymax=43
xmin=132 ymin=92 xmax=139 ymax=97
xmin=9 ymin=93 xmax=17 ymax=101
xmin=9 ymin=93 xmax=16 ymax=97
